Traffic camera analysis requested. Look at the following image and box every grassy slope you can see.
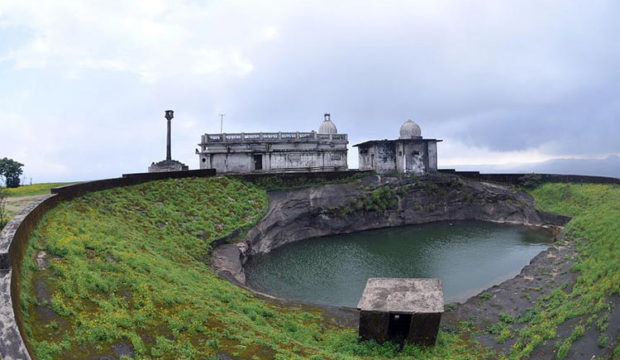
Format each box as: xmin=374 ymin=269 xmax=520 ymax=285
xmin=6 ymin=183 xmax=74 ymax=197
xmin=20 ymin=177 xmax=481 ymax=360
xmin=516 ymin=183 xmax=620 ymax=359
xmin=19 ymin=179 xmax=619 ymax=359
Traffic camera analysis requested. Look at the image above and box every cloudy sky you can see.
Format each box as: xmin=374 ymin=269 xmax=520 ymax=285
xmin=1 ymin=0 xmax=619 ymax=183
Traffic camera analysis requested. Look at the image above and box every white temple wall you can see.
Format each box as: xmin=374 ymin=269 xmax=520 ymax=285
xmin=402 ymin=142 xmax=426 ymax=174
xmin=427 ymin=142 xmax=438 ymax=170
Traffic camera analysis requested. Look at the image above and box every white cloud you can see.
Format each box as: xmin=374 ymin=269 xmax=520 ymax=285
xmin=0 ymin=0 xmax=618 ymax=182
xmin=0 ymin=0 xmax=287 ymax=82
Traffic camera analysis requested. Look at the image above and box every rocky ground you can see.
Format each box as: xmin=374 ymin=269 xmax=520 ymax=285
xmin=213 ymin=175 xmax=619 ymax=359
xmin=442 ymin=236 xmax=620 ymax=360
xmin=214 ymin=174 xmax=569 ymax=284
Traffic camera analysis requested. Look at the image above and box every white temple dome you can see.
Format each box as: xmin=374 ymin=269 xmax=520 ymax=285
xmin=319 ymin=113 xmax=338 ymax=134
xmin=399 ymin=120 xmax=422 ymax=139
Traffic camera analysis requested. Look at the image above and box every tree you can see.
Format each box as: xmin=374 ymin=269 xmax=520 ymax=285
xmin=0 ymin=157 xmax=24 ymax=188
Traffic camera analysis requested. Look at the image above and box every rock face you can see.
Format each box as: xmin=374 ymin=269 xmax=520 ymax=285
xmin=213 ymin=174 xmax=570 ymax=284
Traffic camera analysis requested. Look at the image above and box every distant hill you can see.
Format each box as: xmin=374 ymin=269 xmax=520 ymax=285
xmin=450 ymin=155 xmax=620 ymax=178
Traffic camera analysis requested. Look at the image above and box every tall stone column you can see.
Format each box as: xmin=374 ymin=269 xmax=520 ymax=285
xmin=148 ymin=109 xmax=188 ymax=173
xmin=165 ymin=110 xmax=173 ymax=161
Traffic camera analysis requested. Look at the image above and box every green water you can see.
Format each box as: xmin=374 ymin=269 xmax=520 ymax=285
xmin=245 ymin=221 xmax=552 ymax=307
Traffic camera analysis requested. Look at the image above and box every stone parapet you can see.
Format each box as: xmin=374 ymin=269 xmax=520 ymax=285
xmin=438 ymin=171 xmax=620 ymax=185
xmin=0 ymin=194 xmax=57 ymax=360
xmin=200 ymin=132 xmax=348 ymax=145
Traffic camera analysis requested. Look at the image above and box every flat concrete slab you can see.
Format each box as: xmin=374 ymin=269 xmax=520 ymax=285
xmin=357 ymin=278 xmax=443 ymax=314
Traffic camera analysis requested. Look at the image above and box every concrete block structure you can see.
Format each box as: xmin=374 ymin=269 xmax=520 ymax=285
xmin=354 ymin=120 xmax=441 ymax=174
xmin=357 ymin=278 xmax=444 ymax=346
xmin=197 ymin=114 xmax=348 ymax=173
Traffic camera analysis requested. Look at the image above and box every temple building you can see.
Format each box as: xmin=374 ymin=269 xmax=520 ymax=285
xmin=197 ymin=114 xmax=348 ymax=173
xmin=354 ymin=120 xmax=441 ymax=174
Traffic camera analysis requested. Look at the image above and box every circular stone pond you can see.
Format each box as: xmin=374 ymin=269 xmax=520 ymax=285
xmin=245 ymin=221 xmax=553 ymax=307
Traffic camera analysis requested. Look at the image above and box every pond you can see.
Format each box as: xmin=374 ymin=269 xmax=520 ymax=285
xmin=245 ymin=221 xmax=552 ymax=307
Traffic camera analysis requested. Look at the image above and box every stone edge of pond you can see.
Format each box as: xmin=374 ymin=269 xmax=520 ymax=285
xmin=212 ymin=178 xmax=570 ymax=291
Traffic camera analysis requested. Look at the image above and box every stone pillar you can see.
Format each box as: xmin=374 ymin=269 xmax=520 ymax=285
xmin=166 ymin=118 xmax=171 ymax=161
xmin=165 ymin=110 xmax=174 ymax=161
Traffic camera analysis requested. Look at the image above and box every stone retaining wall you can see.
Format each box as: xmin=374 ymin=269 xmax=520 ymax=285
xmin=0 ymin=195 xmax=58 ymax=360
xmin=438 ymin=170 xmax=620 ymax=185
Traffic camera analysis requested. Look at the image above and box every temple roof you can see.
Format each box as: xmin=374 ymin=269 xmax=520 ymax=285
xmin=400 ymin=120 xmax=422 ymax=139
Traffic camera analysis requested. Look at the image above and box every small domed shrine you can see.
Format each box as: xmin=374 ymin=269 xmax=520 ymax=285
xmin=354 ymin=120 xmax=441 ymax=174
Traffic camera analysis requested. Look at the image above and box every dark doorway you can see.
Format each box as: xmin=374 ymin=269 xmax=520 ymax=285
xmin=253 ymin=155 xmax=263 ymax=170
xmin=388 ymin=313 xmax=411 ymax=345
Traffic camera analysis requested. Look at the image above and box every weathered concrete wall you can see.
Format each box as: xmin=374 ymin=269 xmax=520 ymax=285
xmin=228 ymin=170 xmax=369 ymax=189
xmin=358 ymin=311 xmax=389 ymax=343
xmin=1 ymin=195 xmax=59 ymax=360
xmin=427 ymin=142 xmax=438 ymax=171
xmin=358 ymin=140 xmax=439 ymax=174
xmin=198 ymin=132 xmax=348 ymax=173
xmin=402 ymin=142 xmax=426 ymax=174
xmin=358 ymin=141 xmax=397 ymax=174
xmin=438 ymin=171 xmax=620 ymax=185
xmin=205 ymin=149 xmax=347 ymax=173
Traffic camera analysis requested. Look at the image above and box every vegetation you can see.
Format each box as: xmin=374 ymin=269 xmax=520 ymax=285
xmin=517 ymin=174 xmax=544 ymax=189
xmin=20 ymin=176 xmax=486 ymax=360
xmin=6 ymin=182 xmax=75 ymax=198
xmin=19 ymin=178 xmax=619 ymax=359
xmin=0 ymin=182 xmax=74 ymax=229
xmin=0 ymin=157 xmax=24 ymax=188
xmin=0 ymin=185 xmax=7 ymax=229
xmin=359 ymin=186 xmax=399 ymax=213
xmin=502 ymin=183 xmax=619 ymax=359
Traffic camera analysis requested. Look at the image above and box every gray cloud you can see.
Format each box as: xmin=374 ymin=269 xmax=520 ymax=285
xmin=0 ymin=1 xmax=619 ymax=182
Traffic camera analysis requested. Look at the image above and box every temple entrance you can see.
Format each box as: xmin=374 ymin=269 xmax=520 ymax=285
xmin=253 ymin=155 xmax=263 ymax=170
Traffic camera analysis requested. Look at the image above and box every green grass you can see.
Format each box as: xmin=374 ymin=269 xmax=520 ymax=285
xmin=20 ymin=179 xmax=619 ymax=359
xmin=20 ymin=176 xmax=483 ymax=360
xmin=6 ymin=182 xmax=75 ymax=197
xmin=504 ymin=183 xmax=620 ymax=359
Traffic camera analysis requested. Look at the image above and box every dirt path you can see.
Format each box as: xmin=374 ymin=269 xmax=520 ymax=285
xmin=4 ymin=194 xmax=48 ymax=220
xmin=6 ymin=194 xmax=48 ymax=203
